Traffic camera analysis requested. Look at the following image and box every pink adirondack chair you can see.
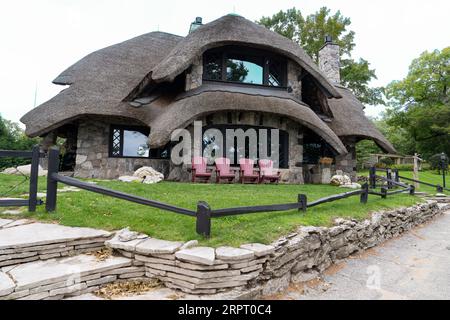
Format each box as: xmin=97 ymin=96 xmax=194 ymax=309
xmin=191 ymin=157 xmax=212 ymax=183
xmin=215 ymin=157 xmax=235 ymax=183
xmin=258 ymin=159 xmax=281 ymax=184
xmin=239 ymin=158 xmax=259 ymax=184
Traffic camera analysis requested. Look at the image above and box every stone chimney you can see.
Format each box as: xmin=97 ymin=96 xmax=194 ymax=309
xmin=318 ymin=35 xmax=340 ymax=83
xmin=189 ymin=17 xmax=203 ymax=34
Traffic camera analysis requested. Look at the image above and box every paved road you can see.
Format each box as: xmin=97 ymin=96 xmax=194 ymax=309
xmin=278 ymin=209 xmax=450 ymax=300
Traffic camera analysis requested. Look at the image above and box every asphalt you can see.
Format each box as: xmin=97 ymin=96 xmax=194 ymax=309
xmin=276 ymin=208 xmax=450 ymax=300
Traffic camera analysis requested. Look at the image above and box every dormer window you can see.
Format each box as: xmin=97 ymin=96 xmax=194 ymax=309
xmin=203 ymin=46 xmax=286 ymax=87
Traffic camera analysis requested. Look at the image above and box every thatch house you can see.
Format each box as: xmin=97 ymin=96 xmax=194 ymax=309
xmin=21 ymin=14 xmax=395 ymax=183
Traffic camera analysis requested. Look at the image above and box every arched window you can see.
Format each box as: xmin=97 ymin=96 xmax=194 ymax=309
xmin=203 ymin=46 xmax=287 ymax=87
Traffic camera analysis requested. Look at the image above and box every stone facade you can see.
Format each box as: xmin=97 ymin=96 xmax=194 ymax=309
xmin=319 ymin=42 xmax=340 ymax=83
xmin=287 ymin=60 xmax=302 ymax=100
xmin=166 ymin=111 xmax=304 ymax=184
xmin=105 ymin=201 xmax=446 ymax=297
xmin=335 ymin=138 xmax=357 ymax=181
xmin=185 ymin=55 xmax=203 ymax=91
xmin=75 ymin=119 xmax=171 ymax=179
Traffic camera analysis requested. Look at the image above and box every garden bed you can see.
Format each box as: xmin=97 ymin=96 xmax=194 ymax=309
xmin=0 ymin=173 xmax=422 ymax=247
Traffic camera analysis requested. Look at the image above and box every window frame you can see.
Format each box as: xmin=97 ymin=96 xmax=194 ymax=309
xmin=108 ymin=125 xmax=171 ymax=159
xmin=203 ymin=46 xmax=288 ymax=88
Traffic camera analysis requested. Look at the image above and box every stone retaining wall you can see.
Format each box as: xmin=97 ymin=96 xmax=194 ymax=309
xmin=106 ymin=200 xmax=445 ymax=297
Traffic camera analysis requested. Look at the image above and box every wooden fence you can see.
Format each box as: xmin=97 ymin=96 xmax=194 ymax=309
xmin=0 ymin=145 xmax=45 ymax=212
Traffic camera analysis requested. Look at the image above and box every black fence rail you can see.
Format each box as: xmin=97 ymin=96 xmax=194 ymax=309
xmin=369 ymin=166 xmax=449 ymax=193
xmin=42 ymin=147 xmax=417 ymax=237
xmin=0 ymin=145 xmax=45 ymax=212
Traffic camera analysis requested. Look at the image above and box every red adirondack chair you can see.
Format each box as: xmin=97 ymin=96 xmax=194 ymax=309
xmin=239 ymin=158 xmax=259 ymax=184
xmin=191 ymin=157 xmax=212 ymax=183
xmin=258 ymin=159 xmax=281 ymax=184
xmin=215 ymin=157 xmax=235 ymax=183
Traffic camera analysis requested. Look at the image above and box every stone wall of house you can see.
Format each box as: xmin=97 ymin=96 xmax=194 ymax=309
xmin=287 ymin=60 xmax=302 ymax=100
xmin=75 ymin=119 xmax=171 ymax=179
xmin=166 ymin=111 xmax=304 ymax=184
xmin=185 ymin=55 xmax=203 ymax=91
xmin=335 ymin=138 xmax=357 ymax=181
xmin=106 ymin=201 xmax=445 ymax=297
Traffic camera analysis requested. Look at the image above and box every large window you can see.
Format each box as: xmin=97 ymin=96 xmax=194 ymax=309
xmin=203 ymin=46 xmax=286 ymax=87
xmin=302 ymin=129 xmax=336 ymax=164
xmin=202 ymin=125 xmax=289 ymax=168
xmin=109 ymin=125 xmax=170 ymax=159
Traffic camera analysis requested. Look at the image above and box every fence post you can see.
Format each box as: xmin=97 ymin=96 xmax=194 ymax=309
xmin=436 ymin=184 xmax=443 ymax=193
xmin=360 ymin=183 xmax=368 ymax=204
xmin=196 ymin=201 xmax=211 ymax=238
xmin=409 ymin=184 xmax=415 ymax=196
xmin=381 ymin=187 xmax=387 ymax=199
xmin=369 ymin=167 xmax=376 ymax=189
xmin=298 ymin=194 xmax=307 ymax=212
xmin=386 ymin=169 xmax=393 ymax=189
xmin=46 ymin=147 xmax=60 ymax=212
xmin=28 ymin=145 xmax=40 ymax=212
xmin=393 ymin=169 xmax=399 ymax=183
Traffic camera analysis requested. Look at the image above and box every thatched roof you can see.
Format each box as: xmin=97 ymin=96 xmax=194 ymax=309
xmin=148 ymin=14 xmax=341 ymax=99
xmin=21 ymin=31 xmax=182 ymax=137
xmin=327 ymin=85 xmax=396 ymax=154
xmin=147 ymin=88 xmax=347 ymax=155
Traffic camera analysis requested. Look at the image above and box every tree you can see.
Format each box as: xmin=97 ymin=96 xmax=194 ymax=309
xmin=257 ymin=7 xmax=384 ymax=105
xmin=384 ymin=47 xmax=450 ymax=159
xmin=0 ymin=114 xmax=40 ymax=169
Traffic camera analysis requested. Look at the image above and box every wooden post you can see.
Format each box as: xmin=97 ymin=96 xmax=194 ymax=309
xmin=369 ymin=167 xmax=376 ymax=189
xmin=196 ymin=201 xmax=211 ymax=237
xmin=386 ymin=169 xmax=393 ymax=189
xmin=409 ymin=184 xmax=415 ymax=196
xmin=298 ymin=194 xmax=307 ymax=212
xmin=381 ymin=187 xmax=387 ymax=199
xmin=393 ymin=169 xmax=399 ymax=183
xmin=46 ymin=147 xmax=60 ymax=212
xmin=360 ymin=183 xmax=368 ymax=204
xmin=413 ymin=153 xmax=419 ymax=190
xmin=28 ymin=145 xmax=40 ymax=212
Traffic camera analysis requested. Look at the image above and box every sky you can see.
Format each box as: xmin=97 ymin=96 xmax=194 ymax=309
xmin=0 ymin=0 xmax=449 ymax=126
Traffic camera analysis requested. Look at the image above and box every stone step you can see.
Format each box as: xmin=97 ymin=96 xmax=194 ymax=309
xmin=0 ymin=222 xmax=112 ymax=267
xmin=0 ymin=254 xmax=136 ymax=300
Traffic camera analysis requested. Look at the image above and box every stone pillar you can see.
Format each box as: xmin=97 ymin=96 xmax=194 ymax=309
xmin=287 ymin=60 xmax=302 ymax=100
xmin=318 ymin=37 xmax=340 ymax=84
xmin=335 ymin=139 xmax=357 ymax=181
xmin=185 ymin=55 xmax=203 ymax=91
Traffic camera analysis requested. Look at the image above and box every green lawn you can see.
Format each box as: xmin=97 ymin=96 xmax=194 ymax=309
xmin=0 ymin=173 xmax=424 ymax=247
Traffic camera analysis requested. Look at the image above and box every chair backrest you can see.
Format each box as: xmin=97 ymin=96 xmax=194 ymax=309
xmin=215 ymin=157 xmax=232 ymax=174
xmin=239 ymin=158 xmax=254 ymax=175
xmin=192 ymin=157 xmax=207 ymax=173
xmin=259 ymin=159 xmax=275 ymax=175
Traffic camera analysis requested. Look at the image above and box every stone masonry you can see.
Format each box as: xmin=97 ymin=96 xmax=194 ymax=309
xmin=319 ymin=41 xmax=340 ymax=84
xmin=75 ymin=119 xmax=171 ymax=179
xmin=105 ymin=200 xmax=445 ymax=297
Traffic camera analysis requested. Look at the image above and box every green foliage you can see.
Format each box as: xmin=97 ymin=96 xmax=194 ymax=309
xmin=0 ymin=114 xmax=40 ymax=169
xmin=356 ymin=139 xmax=381 ymax=168
xmin=385 ymin=47 xmax=450 ymax=159
xmin=257 ymin=7 xmax=383 ymax=105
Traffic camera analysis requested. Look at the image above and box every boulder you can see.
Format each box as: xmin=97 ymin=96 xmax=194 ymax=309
xmin=330 ymin=174 xmax=351 ymax=186
xmin=2 ymin=167 xmax=18 ymax=175
xmin=133 ymin=167 xmax=164 ymax=184
xmin=339 ymin=183 xmax=362 ymax=189
xmin=16 ymin=164 xmax=47 ymax=177
xmin=118 ymin=176 xmax=143 ymax=183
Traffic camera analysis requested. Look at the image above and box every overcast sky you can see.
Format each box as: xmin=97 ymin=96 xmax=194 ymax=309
xmin=0 ymin=0 xmax=449 ymax=126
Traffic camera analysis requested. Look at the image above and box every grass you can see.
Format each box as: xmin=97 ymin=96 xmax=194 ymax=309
xmin=0 ymin=172 xmax=424 ymax=247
